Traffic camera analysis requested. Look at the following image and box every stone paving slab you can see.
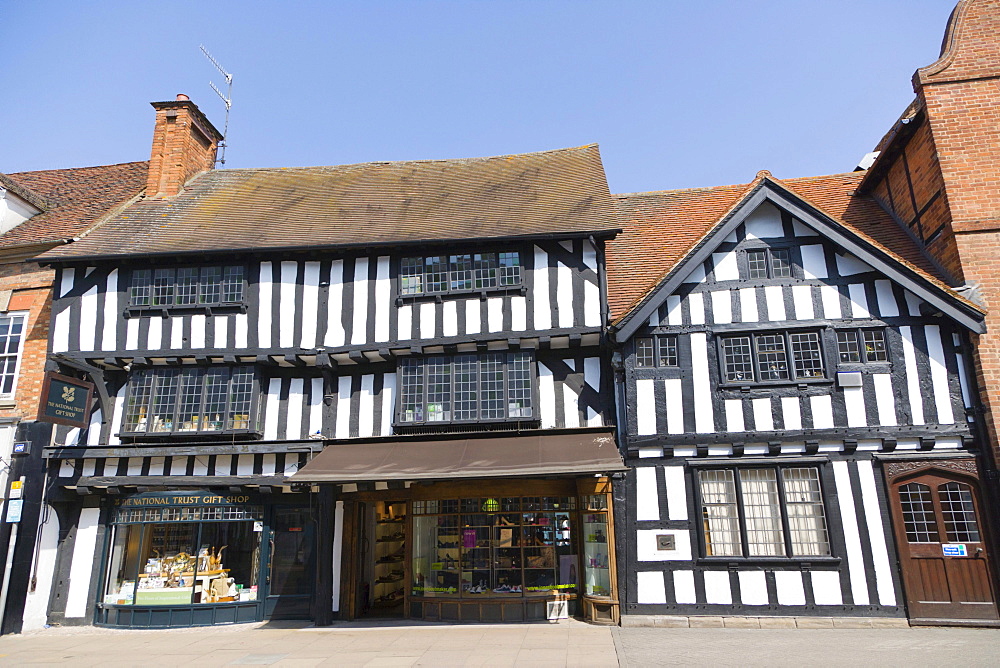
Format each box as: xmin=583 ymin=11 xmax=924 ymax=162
xmin=0 ymin=620 xmax=616 ymax=667
xmin=613 ymin=626 xmax=1000 ymax=667
xmin=1 ymin=620 xmax=997 ymax=667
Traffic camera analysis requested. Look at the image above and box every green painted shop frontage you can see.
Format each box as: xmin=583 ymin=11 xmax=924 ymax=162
xmin=93 ymin=490 xmax=316 ymax=628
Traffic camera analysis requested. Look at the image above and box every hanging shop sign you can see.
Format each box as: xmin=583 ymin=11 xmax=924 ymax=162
xmin=38 ymin=372 xmax=95 ymax=428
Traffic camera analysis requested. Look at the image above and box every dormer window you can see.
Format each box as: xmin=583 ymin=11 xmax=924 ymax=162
xmin=399 ymin=252 xmax=521 ymax=298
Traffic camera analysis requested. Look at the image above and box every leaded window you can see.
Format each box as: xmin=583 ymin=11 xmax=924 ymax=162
xmin=837 ymin=328 xmax=889 ymax=363
xmin=720 ymin=331 xmax=826 ymax=383
xmin=699 ymin=466 xmax=831 ymax=558
xmin=399 ymin=252 xmax=521 ymax=296
xmin=899 ymin=483 xmax=939 ymax=543
xmin=939 ymin=482 xmax=980 ymax=543
xmin=635 ymin=335 xmax=678 ymax=368
xmin=746 ymin=248 xmax=794 ymax=279
xmin=397 ymin=353 xmax=534 ymax=424
xmin=122 ymin=366 xmax=258 ymax=435
xmin=129 ymin=266 xmax=245 ymax=308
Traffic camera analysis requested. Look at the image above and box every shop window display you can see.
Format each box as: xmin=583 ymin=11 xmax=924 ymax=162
xmin=411 ymin=496 xmax=577 ymax=599
xmin=104 ymin=500 xmax=263 ymax=607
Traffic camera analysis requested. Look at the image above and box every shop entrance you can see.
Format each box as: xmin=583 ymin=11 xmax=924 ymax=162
xmin=888 ymin=469 xmax=998 ymax=623
xmin=264 ymin=507 xmax=315 ymax=619
xmin=355 ymin=500 xmax=407 ymax=618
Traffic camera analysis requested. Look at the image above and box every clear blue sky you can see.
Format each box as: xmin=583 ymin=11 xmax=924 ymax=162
xmin=2 ymin=1 xmax=956 ymax=193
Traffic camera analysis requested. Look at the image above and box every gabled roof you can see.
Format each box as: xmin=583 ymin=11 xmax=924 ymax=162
xmin=0 ymin=162 xmax=149 ymax=250
xmin=0 ymin=173 xmax=49 ymax=211
xmin=40 ymin=145 xmax=621 ymax=262
xmin=609 ymin=171 xmax=985 ymax=340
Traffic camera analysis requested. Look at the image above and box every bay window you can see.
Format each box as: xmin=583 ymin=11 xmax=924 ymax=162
xmin=122 ymin=366 xmax=258 ymax=435
xmin=398 ymin=352 xmax=534 ymax=424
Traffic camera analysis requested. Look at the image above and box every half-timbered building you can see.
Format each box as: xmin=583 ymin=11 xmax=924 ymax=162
xmin=607 ymin=170 xmax=999 ymax=626
xmin=36 ymin=96 xmax=626 ymax=628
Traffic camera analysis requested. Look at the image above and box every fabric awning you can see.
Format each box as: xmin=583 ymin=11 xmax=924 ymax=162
xmin=288 ymin=430 xmax=625 ymax=483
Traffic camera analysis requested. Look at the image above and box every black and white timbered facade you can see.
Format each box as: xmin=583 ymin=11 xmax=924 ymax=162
xmin=610 ymin=176 xmax=996 ymax=625
xmin=37 ymin=140 xmax=627 ymax=628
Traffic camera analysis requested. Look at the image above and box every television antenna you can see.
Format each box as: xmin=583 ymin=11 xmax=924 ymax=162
xmin=200 ymin=45 xmax=233 ymax=165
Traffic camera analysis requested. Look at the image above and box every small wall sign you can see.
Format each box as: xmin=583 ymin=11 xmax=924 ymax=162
xmin=38 ymin=373 xmax=95 ymax=428
xmin=942 ymin=543 xmax=968 ymax=557
xmin=11 ymin=442 xmax=29 ymax=456
xmin=5 ymin=499 xmax=23 ymax=523
xmin=656 ymin=534 xmax=676 ymax=551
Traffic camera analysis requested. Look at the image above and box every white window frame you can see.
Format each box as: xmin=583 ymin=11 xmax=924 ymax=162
xmin=0 ymin=311 xmax=28 ymax=402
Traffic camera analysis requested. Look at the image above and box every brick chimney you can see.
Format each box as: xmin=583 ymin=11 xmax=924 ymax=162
xmin=146 ymin=94 xmax=224 ymax=198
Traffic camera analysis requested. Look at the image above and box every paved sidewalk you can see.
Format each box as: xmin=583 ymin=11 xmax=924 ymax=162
xmin=0 ymin=619 xmax=618 ymax=667
xmin=614 ymin=626 xmax=1000 ymax=667
xmin=0 ymin=620 xmax=998 ymax=667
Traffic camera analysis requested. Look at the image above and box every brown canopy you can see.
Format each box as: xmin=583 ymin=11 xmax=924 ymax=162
xmin=288 ymin=430 xmax=625 ymax=483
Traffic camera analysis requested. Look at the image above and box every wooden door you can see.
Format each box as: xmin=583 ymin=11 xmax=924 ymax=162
xmin=889 ymin=471 xmax=998 ymax=622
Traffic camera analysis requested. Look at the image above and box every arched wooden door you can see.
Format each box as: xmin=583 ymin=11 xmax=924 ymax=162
xmin=888 ymin=468 xmax=998 ymax=623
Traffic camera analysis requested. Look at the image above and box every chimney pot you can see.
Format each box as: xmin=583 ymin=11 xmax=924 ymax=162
xmin=176 ymin=93 xmax=190 ymax=101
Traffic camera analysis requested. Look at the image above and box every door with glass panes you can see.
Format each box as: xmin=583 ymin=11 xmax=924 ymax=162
xmin=889 ymin=470 xmax=998 ymax=622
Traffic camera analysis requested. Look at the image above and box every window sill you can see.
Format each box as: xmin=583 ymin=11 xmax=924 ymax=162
xmin=719 ymin=378 xmax=834 ymax=390
xmin=124 ymin=304 xmax=247 ymax=318
xmin=118 ymin=429 xmax=262 ymax=440
xmin=393 ymin=419 xmax=539 ymax=434
xmin=697 ymin=556 xmax=841 ymax=566
xmin=395 ymin=285 xmax=525 ymax=305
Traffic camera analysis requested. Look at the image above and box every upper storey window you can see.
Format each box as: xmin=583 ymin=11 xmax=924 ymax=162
xmin=399 ymin=252 xmax=521 ymax=297
xmin=121 ymin=366 xmax=258 ymax=436
xmin=0 ymin=313 xmax=26 ymax=400
xmin=746 ymin=248 xmax=792 ymax=279
xmin=836 ymin=328 xmax=889 ymax=363
xmin=720 ymin=330 xmax=825 ymax=384
xmin=398 ymin=352 xmax=533 ymax=425
xmin=635 ymin=335 xmax=678 ymax=368
xmin=129 ymin=266 xmax=245 ymax=309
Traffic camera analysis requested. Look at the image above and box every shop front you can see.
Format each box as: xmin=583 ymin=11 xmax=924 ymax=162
xmin=292 ymin=430 xmax=625 ymax=624
xmin=95 ymin=490 xmax=316 ymax=628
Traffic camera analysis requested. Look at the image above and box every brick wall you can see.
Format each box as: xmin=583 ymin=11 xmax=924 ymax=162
xmin=146 ymin=95 xmax=222 ymax=198
xmin=0 ymin=261 xmax=54 ymax=423
xmin=916 ymin=0 xmax=1000 ymax=460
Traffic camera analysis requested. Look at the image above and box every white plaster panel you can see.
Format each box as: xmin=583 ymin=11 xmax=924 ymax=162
xmin=810 ymin=571 xmax=844 ymax=605
xmin=799 ymin=244 xmax=828 ymax=279
xmin=636 ymin=529 xmax=691 ymax=561
xmin=636 ymin=571 xmax=667 ymax=604
xmin=703 ymin=571 xmax=732 ymax=605
xmin=774 ymin=571 xmax=806 ymax=606
xmin=737 ymin=570 xmax=768 ymax=606
xmin=712 ymin=251 xmax=740 ymax=281
xmin=712 ymin=251 xmax=739 ymax=281
xmin=673 ymin=570 xmax=697 ymax=604
xmin=663 ymin=466 xmax=688 ymax=521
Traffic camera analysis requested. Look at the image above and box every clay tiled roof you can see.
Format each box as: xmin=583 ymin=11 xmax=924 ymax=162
xmin=608 ymin=171 xmax=952 ymax=321
xmin=41 ymin=145 xmax=620 ymax=261
xmin=0 ymin=162 xmax=148 ymax=250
